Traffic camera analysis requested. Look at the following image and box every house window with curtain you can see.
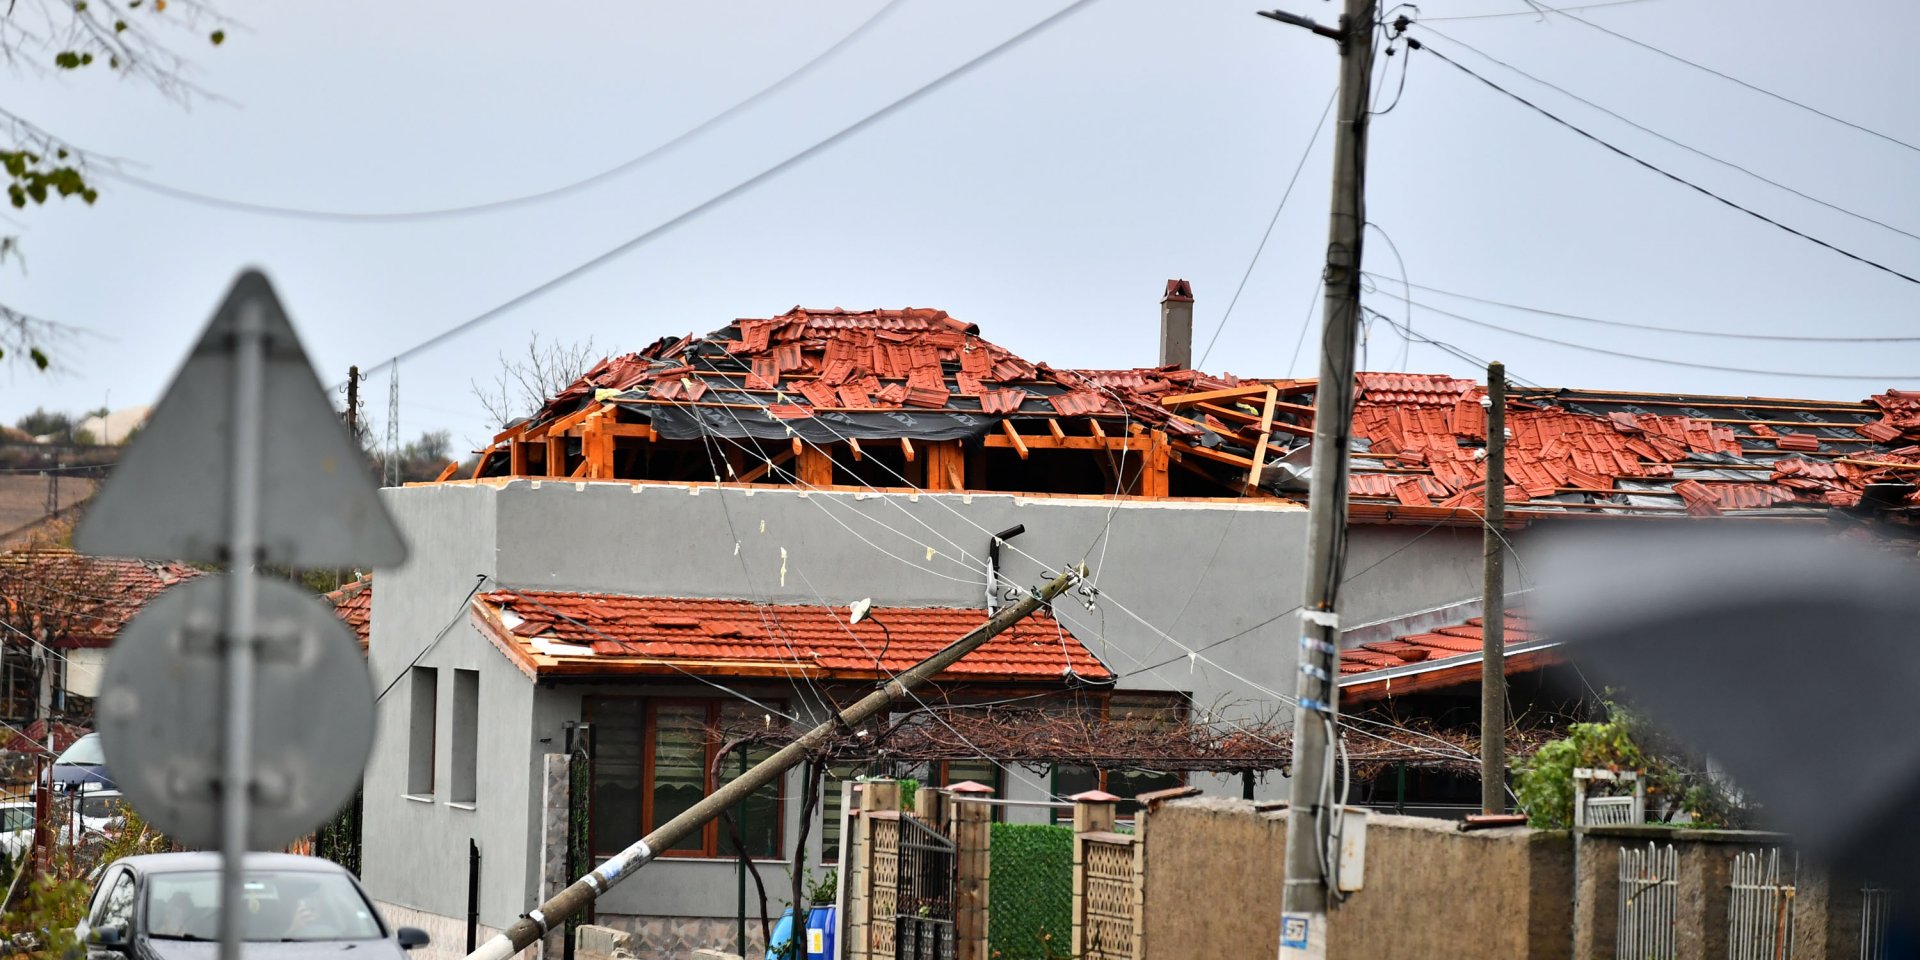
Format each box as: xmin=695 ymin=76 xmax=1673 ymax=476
xmin=587 ymin=696 xmax=784 ymax=859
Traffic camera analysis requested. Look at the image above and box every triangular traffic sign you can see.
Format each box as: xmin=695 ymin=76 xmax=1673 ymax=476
xmin=74 ymin=269 xmax=408 ymax=568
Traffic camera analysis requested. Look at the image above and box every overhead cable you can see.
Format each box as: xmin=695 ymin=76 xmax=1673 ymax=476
xmin=93 ymin=0 xmax=914 ymax=223
xmin=350 ymin=0 xmax=1106 ymax=383
xmin=1381 ymin=294 xmax=1920 ymax=381
xmin=1419 ymin=0 xmax=1655 ymax=21
xmin=1415 ymin=25 xmax=1920 ymax=244
xmin=1363 ymin=272 xmax=1920 ymax=343
xmin=1525 ymin=1 xmax=1920 ymax=157
xmin=1196 ymin=88 xmax=1337 ymax=370
xmin=1409 ymin=38 xmax=1920 ymax=287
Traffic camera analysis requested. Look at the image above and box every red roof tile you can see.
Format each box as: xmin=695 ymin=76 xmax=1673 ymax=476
xmin=0 ymin=550 xmax=203 ymax=649
xmin=475 ymin=590 xmax=1110 ymax=682
xmin=1338 ymin=611 xmax=1542 ymax=687
xmin=325 ymin=575 xmax=373 ymax=651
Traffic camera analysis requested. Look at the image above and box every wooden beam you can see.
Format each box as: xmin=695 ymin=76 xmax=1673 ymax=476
xmin=901 ymin=437 xmax=916 ymax=463
xmin=569 ymin=458 xmax=589 ymax=478
xmin=470 ymin=445 xmax=498 ymax=479
xmin=546 ymin=435 xmax=565 ymax=477
xmin=737 ymin=449 xmax=796 ymax=484
xmin=508 ymin=440 xmax=529 ymax=477
xmin=1001 ymin=420 xmax=1029 ymax=460
xmin=599 ymin=422 xmax=657 ymax=440
xmin=1160 ymin=385 xmax=1274 ymax=407
xmin=798 ymin=443 xmax=834 ymax=487
xmin=1247 ymin=387 xmax=1278 ymax=487
xmin=540 ymin=405 xmax=598 ymax=439
xmin=791 ymin=435 xmax=804 ymax=458
xmin=1141 ymin=430 xmax=1170 ymax=498
xmin=848 ymin=437 xmax=864 ymax=462
xmin=492 ymin=423 xmax=528 ymax=445
xmin=1047 ymin=419 xmax=1066 ymax=441
xmin=1192 ymin=402 xmax=1314 ymax=438
xmin=1088 ymin=418 xmax=1107 ymax=440
xmin=1170 ymin=440 xmax=1257 ymax=470
xmin=982 ymin=434 xmax=1141 ymax=451
xmin=433 ymin=460 xmax=460 ymax=483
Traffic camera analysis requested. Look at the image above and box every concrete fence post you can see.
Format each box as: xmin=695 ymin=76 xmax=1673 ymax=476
xmin=537 ymin=754 xmax=571 ymax=960
xmin=848 ymin=780 xmax=899 ymax=960
xmin=1069 ymin=790 xmax=1120 ymax=959
xmin=948 ymin=781 xmax=995 ymax=960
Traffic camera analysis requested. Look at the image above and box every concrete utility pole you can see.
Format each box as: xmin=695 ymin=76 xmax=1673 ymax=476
xmin=1481 ymin=361 xmax=1506 ymax=814
xmin=466 ymin=566 xmax=1086 ymax=960
xmin=344 ymin=365 xmax=361 ymax=443
xmin=1260 ymin=0 xmax=1376 ymax=956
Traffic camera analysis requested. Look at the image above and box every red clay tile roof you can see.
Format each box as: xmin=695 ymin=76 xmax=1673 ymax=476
xmin=0 ymin=719 xmax=89 ymax=755
xmin=325 ymin=575 xmax=372 ymax=651
xmin=0 ymin=550 xmax=202 ymax=648
xmin=1338 ymin=610 xmax=1560 ymax=704
xmin=472 ymin=589 xmax=1111 ymax=684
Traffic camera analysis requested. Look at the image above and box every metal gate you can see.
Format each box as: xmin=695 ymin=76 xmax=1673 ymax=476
xmin=1861 ymin=888 xmax=1894 ymax=960
xmin=1618 ymin=842 xmax=1678 ymax=960
xmin=895 ymin=813 xmax=958 ymax=960
xmin=1728 ymin=848 xmax=1795 ymax=960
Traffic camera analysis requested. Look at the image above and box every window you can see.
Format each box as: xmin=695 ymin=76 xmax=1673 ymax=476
xmin=585 ymin=697 xmax=784 ymax=859
xmin=407 ymin=668 xmax=437 ymax=797
xmin=95 ymin=869 xmax=135 ymax=929
xmin=146 ymin=870 xmax=383 ymax=942
xmin=817 ymin=762 xmax=869 ymax=863
xmin=451 ymin=670 xmax=479 ymax=804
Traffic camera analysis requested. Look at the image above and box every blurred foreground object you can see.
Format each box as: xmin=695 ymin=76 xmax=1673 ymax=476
xmin=1538 ymin=525 xmax=1920 ymax=889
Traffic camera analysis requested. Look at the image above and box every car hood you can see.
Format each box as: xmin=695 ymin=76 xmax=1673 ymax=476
xmin=143 ymin=939 xmax=406 ymax=960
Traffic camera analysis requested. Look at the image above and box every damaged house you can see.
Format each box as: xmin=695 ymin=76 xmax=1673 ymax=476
xmin=357 ymin=283 xmax=1920 ymax=957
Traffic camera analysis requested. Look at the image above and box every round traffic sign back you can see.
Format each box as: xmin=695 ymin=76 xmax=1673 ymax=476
xmin=96 ymin=572 xmax=374 ymax=850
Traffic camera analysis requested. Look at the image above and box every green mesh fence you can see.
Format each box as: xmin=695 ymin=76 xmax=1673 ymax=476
xmin=988 ymin=823 xmax=1072 ymax=960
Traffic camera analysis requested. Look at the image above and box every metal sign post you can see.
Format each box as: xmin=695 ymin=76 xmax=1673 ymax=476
xmin=76 ymin=270 xmax=407 ymax=960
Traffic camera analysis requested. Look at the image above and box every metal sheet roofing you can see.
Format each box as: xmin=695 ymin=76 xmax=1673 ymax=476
xmin=471 ymin=589 xmax=1112 ymax=683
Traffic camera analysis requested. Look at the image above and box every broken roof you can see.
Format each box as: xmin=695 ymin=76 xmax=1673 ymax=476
xmin=1341 ymin=374 xmax=1920 ymax=522
xmin=470 ymin=588 xmax=1111 ymax=684
xmin=465 ymin=303 xmax=1920 ymax=523
xmin=0 ymin=550 xmax=202 ymax=648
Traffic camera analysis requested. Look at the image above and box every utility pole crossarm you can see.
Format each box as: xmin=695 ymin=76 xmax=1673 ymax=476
xmin=466 ymin=566 xmax=1087 ymax=960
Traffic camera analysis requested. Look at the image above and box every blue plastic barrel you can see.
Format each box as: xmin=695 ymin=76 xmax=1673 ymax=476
xmin=804 ymin=905 xmax=836 ymax=960
xmin=764 ymin=908 xmax=794 ymax=960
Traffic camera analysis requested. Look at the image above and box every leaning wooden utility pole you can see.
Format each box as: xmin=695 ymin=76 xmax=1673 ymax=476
xmin=465 ymin=566 xmax=1086 ymax=960
xmin=1258 ymin=0 xmax=1376 ymax=956
xmin=1481 ymin=361 xmax=1506 ymax=814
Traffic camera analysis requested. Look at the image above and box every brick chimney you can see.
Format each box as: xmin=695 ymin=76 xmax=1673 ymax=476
xmin=1159 ymin=279 xmax=1194 ymax=369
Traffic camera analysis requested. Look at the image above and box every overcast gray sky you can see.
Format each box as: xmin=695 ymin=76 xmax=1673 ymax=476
xmin=4 ymin=0 xmax=1916 ymax=449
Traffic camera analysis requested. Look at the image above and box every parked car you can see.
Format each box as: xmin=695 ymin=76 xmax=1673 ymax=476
xmin=52 ymin=734 xmax=114 ymax=792
xmin=75 ymin=852 xmax=430 ymax=959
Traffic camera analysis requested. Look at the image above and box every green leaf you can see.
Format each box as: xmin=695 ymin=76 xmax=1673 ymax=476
xmin=24 ymin=183 xmax=45 ymax=204
xmin=53 ymin=51 xmax=81 ymax=69
xmin=6 ymin=185 xmax=24 ymax=209
xmin=74 ymin=0 xmax=88 ymax=10
xmin=81 ymin=188 xmax=98 ymax=204
xmin=209 ymin=28 xmax=224 ymax=44
xmin=79 ymin=52 xmax=94 ymax=65
xmin=113 ymin=19 xmax=126 ymax=31
xmin=29 ymin=349 xmax=47 ymax=370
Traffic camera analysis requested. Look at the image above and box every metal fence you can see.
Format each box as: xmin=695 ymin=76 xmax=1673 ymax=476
xmin=1618 ymin=842 xmax=1678 ymax=960
xmin=1577 ymin=768 xmax=1646 ymax=827
xmin=1860 ymin=888 xmax=1894 ymax=960
xmin=1728 ymin=848 xmax=1795 ymax=960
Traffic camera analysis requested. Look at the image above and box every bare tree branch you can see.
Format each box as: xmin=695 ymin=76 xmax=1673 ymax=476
xmin=470 ymin=333 xmax=599 ymax=429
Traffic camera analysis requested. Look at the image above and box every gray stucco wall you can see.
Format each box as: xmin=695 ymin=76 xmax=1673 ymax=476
xmin=361 ymin=479 xmax=1501 ymax=931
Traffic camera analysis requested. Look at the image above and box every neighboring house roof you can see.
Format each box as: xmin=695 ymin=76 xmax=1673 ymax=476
xmin=0 ymin=550 xmax=202 ymax=648
xmin=469 ymin=588 xmax=1112 ymax=684
xmin=325 ymin=575 xmax=372 ymax=651
xmin=1337 ymin=610 xmax=1563 ymax=705
xmin=1342 ymin=375 xmax=1920 ymax=522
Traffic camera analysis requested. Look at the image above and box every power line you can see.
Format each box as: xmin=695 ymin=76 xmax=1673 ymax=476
xmin=1409 ymin=38 xmax=1920 ymax=287
xmin=1414 ymin=25 xmax=1920 ymax=244
xmin=1382 ymin=294 xmax=1920 ymax=381
xmin=1362 ymin=306 xmax=1542 ymax=387
xmin=1363 ymin=272 xmax=1920 ymax=343
xmin=92 ymin=0 xmax=914 ymax=223
xmin=1420 ymin=0 xmax=1656 ymax=21
xmin=1525 ymin=1 xmax=1920 ymax=157
xmin=350 ymin=0 xmax=1106 ymax=383
xmin=1197 ymin=89 xmax=1336 ymax=369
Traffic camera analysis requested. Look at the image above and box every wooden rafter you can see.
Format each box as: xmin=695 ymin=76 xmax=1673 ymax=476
xmin=737 ymin=449 xmax=796 ymax=484
xmin=1247 ymin=387 xmax=1278 ymax=487
xmin=1000 ymin=420 xmax=1029 ymax=460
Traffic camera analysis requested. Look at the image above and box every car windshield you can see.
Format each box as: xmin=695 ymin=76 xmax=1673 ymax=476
xmin=55 ymin=736 xmax=104 ymax=766
xmin=79 ymin=794 xmax=121 ymax=821
xmin=146 ymin=871 xmax=384 ymax=942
